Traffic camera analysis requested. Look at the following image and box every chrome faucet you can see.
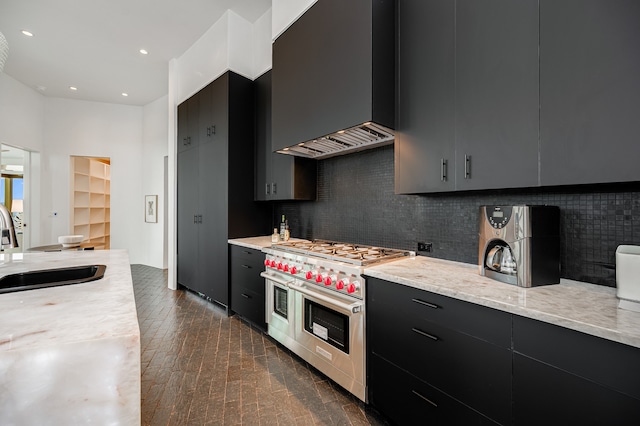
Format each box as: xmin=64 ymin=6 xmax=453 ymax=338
xmin=0 ymin=203 xmax=19 ymax=250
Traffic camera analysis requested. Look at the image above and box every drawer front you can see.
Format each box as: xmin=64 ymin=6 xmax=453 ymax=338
xmin=231 ymin=285 xmax=266 ymax=330
xmin=367 ymin=278 xmax=511 ymax=424
xmin=513 ymin=353 xmax=640 ymax=425
xmin=370 ymin=314 xmax=511 ymax=424
xmin=369 ymin=354 xmax=499 ymax=426
xmin=367 ymin=277 xmax=511 ymax=347
xmin=230 ymin=245 xmax=265 ymax=269
xmin=513 ymin=315 xmax=640 ymax=400
xmin=230 ymin=255 xmax=265 ymax=295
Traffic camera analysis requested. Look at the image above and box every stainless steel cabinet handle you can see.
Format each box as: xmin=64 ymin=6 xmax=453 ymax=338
xmin=241 ymin=293 xmax=251 ymax=299
xmin=266 ymin=183 xmax=271 ymax=195
xmin=412 ymin=327 xmax=439 ymax=341
xmin=198 ymin=215 xmax=203 ymax=224
xmin=241 ymin=264 xmax=251 ymax=269
xmin=272 ymin=182 xmax=277 ymax=194
xmin=441 ymin=159 xmax=448 ymax=182
xmin=412 ymin=390 xmax=438 ymax=408
xmin=464 ymin=154 xmax=471 ymax=179
xmin=411 ymin=298 xmax=439 ymax=309
xmin=193 ymin=215 xmax=197 ymax=224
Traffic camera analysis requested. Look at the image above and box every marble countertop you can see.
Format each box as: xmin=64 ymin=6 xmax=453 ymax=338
xmin=228 ymin=235 xmax=307 ymax=251
xmin=365 ymin=255 xmax=640 ymax=349
xmin=0 ymin=249 xmax=140 ymax=424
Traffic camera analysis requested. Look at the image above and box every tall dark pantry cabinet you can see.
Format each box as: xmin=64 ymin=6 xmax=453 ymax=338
xmin=177 ymin=71 xmax=267 ymax=309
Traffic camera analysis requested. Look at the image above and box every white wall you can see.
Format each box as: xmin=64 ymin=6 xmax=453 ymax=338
xmin=0 ymin=73 xmax=45 ymax=153
xmin=272 ymin=0 xmax=317 ymax=40
xmin=141 ymin=95 xmax=169 ymax=268
xmin=253 ymin=8 xmax=273 ymax=77
xmin=42 ymin=98 xmax=145 ymax=262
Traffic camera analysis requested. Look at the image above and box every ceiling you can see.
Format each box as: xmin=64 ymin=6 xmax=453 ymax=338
xmin=0 ymin=0 xmax=271 ymax=106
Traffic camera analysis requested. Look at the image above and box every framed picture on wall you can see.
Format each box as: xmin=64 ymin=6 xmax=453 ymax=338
xmin=145 ymin=195 xmax=158 ymax=223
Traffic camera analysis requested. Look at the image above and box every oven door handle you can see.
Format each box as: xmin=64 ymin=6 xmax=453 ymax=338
xmin=290 ymin=283 xmax=364 ymax=314
xmin=260 ymin=272 xmax=293 ymax=287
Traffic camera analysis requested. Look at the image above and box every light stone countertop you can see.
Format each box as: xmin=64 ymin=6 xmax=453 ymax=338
xmin=0 ymin=249 xmax=140 ymax=424
xmin=228 ymin=235 xmax=307 ymax=251
xmin=364 ymin=255 xmax=640 ymax=349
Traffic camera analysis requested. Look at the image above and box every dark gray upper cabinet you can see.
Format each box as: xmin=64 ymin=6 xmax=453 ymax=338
xmin=396 ymin=0 xmax=538 ymax=194
xmin=177 ymin=71 xmax=269 ymax=307
xmin=395 ymin=0 xmax=455 ymax=193
xmin=271 ymin=0 xmax=395 ymax=153
xmin=455 ymin=0 xmax=539 ymax=191
xmin=177 ymin=95 xmax=199 ymax=153
xmin=539 ymin=0 xmax=640 ymax=186
xmin=255 ymin=70 xmax=316 ymax=201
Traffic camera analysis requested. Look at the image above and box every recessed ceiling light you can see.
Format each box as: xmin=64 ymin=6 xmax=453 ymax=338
xmin=139 ymin=49 xmax=148 ymax=55
xmin=122 ymin=93 xmax=129 ymax=97
xmin=69 ymin=86 xmax=78 ymax=91
xmin=21 ymin=30 xmax=33 ymax=37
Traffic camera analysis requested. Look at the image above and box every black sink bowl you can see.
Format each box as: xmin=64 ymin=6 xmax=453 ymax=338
xmin=0 ymin=264 xmax=107 ymax=294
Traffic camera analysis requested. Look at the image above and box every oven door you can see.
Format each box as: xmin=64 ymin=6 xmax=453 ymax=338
xmin=261 ymin=272 xmax=296 ymax=348
xmin=291 ymin=282 xmax=366 ymax=401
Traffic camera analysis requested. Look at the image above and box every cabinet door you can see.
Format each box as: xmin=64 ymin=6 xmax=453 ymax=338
xmin=230 ymin=245 xmax=266 ymax=330
xmin=395 ymin=0 xmax=455 ymax=194
xmin=199 ymin=75 xmax=229 ymax=306
xmin=514 ymin=353 xmax=640 ymax=425
xmin=455 ymin=0 xmax=539 ymax=190
xmin=177 ymin=148 xmax=199 ymax=291
xmin=254 ymin=71 xmax=270 ymax=201
xmin=539 ymin=0 xmax=640 ymax=186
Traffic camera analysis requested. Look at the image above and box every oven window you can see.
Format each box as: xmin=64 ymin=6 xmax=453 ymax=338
xmin=304 ymin=299 xmax=349 ymax=353
xmin=273 ymin=285 xmax=288 ymax=319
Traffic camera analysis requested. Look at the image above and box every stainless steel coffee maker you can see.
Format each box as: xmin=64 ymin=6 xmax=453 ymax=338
xmin=479 ymin=205 xmax=560 ymax=287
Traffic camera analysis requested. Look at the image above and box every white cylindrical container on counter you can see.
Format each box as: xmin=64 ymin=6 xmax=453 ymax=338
xmin=616 ymin=245 xmax=640 ymax=312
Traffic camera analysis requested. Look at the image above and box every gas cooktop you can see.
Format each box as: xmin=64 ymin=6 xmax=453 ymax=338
xmin=272 ymin=239 xmax=410 ymax=266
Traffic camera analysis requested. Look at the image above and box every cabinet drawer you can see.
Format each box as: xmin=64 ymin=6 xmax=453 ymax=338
xmin=369 ymin=354 xmax=499 ymax=426
xmin=367 ymin=277 xmax=511 ymax=347
xmin=370 ymin=315 xmax=511 ymax=424
xmin=230 ymin=245 xmax=264 ymax=268
xmin=513 ymin=353 xmax=640 ymax=425
xmin=230 ymin=261 xmax=264 ymax=297
xmin=231 ymin=285 xmax=266 ymax=330
xmin=513 ymin=315 xmax=640 ymax=400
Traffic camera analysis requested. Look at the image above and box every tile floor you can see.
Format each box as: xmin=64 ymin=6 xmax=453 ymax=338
xmin=132 ymin=264 xmax=390 ymax=425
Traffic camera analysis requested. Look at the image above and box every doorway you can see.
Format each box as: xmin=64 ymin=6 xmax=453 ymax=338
xmin=0 ymin=144 xmax=28 ymax=253
xmin=70 ymin=156 xmax=111 ymax=249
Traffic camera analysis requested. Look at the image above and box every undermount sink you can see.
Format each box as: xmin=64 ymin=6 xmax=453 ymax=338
xmin=0 ymin=265 xmax=107 ymax=294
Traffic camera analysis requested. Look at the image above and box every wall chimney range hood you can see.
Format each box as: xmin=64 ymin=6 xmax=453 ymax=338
xmin=272 ymin=0 xmax=396 ymax=159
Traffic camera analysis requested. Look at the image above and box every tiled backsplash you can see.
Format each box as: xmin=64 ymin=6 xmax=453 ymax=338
xmin=273 ymin=145 xmax=640 ymax=287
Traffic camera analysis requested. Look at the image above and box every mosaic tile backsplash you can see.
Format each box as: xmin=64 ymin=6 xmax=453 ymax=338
xmin=272 ymin=145 xmax=640 ymax=287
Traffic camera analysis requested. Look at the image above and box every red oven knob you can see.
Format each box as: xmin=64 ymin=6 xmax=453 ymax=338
xmin=324 ymin=276 xmax=333 ymax=286
xmin=290 ymin=266 xmax=297 ymax=275
xmin=347 ymin=281 xmax=359 ymax=294
xmin=277 ymin=262 xmax=283 ymax=270
xmin=305 ymin=271 xmax=313 ymax=280
xmin=336 ymin=279 xmax=345 ymax=290
xmin=283 ymin=264 xmax=289 ymax=272
xmin=315 ymin=274 xmax=323 ymax=283
xmin=264 ymin=259 xmax=269 ymax=266
xmin=269 ymin=260 xmax=276 ymax=268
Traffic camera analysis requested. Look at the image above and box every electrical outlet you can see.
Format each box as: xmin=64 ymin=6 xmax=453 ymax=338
xmin=417 ymin=242 xmax=432 ymax=252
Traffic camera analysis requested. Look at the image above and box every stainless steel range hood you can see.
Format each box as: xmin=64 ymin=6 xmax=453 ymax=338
xmin=272 ymin=0 xmax=395 ymax=159
xmin=277 ymin=122 xmax=394 ymax=159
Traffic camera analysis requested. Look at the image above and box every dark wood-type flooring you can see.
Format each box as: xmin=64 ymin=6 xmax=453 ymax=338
xmin=132 ymin=264 xmax=389 ymax=425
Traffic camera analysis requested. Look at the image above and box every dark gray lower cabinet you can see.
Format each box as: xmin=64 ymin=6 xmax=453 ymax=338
xmin=177 ymin=71 xmax=268 ymax=308
xmin=229 ymin=245 xmax=266 ymax=331
xmin=367 ymin=277 xmax=640 ymax=425
xmin=512 ymin=316 xmax=640 ymax=425
xmin=367 ymin=277 xmax=511 ymax=425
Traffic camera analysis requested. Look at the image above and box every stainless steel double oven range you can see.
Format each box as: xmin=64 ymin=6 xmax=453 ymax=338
xmin=261 ymin=240 xmax=409 ymax=402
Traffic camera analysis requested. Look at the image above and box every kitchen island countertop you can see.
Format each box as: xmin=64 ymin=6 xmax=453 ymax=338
xmin=365 ymin=255 xmax=640 ymax=349
xmin=0 ymin=249 xmax=140 ymax=424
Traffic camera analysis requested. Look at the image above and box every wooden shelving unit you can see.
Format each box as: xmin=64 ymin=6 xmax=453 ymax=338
xmin=71 ymin=157 xmax=110 ymax=249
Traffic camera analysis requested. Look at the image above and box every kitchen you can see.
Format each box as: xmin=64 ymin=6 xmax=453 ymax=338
xmin=2 ymin=0 xmax=640 ymax=424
